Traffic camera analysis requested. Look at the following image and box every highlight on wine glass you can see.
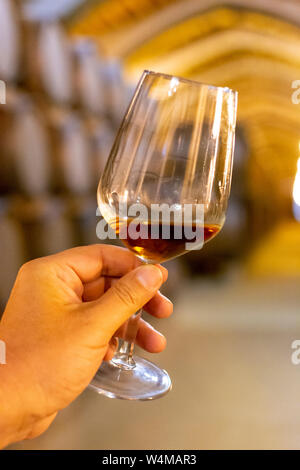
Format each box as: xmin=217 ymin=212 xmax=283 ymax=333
xmin=90 ymin=70 xmax=238 ymax=400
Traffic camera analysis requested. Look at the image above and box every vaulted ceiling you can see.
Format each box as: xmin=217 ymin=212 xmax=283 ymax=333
xmin=68 ymin=0 xmax=300 ymax=209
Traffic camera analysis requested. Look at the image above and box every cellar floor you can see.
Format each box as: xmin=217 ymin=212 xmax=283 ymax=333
xmin=8 ymin=275 xmax=300 ymax=450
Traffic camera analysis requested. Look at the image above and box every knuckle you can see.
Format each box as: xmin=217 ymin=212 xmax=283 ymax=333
xmin=113 ymin=281 xmax=138 ymax=307
xmin=18 ymin=260 xmax=35 ymax=277
xmin=18 ymin=258 xmax=48 ymax=279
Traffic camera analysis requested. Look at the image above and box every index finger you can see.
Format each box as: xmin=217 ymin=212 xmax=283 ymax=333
xmin=49 ymin=244 xmax=141 ymax=283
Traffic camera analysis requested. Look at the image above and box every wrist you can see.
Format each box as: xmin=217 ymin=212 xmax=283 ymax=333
xmin=0 ymin=327 xmax=35 ymax=448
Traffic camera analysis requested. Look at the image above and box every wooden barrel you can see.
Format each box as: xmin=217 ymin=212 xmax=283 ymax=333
xmin=73 ymin=39 xmax=106 ymax=115
xmin=22 ymin=20 xmax=74 ymax=104
xmin=10 ymin=196 xmax=73 ymax=260
xmin=0 ymin=87 xmax=52 ymax=195
xmin=0 ymin=198 xmax=26 ymax=309
xmin=46 ymin=106 xmax=93 ymax=194
xmin=0 ymin=0 xmax=21 ymax=82
xmin=0 ymin=104 xmax=15 ymax=193
xmin=66 ymin=195 xmax=98 ymax=246
xmin=85 ymin=116 xmax=114 ymax=185
xmin=103 ymin=59 xmax=128 ymax=123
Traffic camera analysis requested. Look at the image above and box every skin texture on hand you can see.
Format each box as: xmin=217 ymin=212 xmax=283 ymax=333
xmin=0 ymin=245 xmax=173 ymax=448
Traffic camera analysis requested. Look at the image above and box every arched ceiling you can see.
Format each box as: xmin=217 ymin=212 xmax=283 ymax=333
xmin=68 ymin=0 xmax=300 ymax=205
xmin=68 ymin=0 xmax=300 ymax=57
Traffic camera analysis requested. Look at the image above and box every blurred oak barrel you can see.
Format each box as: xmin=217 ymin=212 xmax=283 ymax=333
xmin=73 ymin=39 xmax=106 ymax=115
xmin=85 ymin=116 xmax=114 ymax=185
xmin=0 ymin=198 xmax=26 ymax=309
xmin=0 ymin=0 xmax=21 ymax=82
xmin=0 ymin=104 xmax=14 ymax=193
xmin=10 ymin=196 xmax=73 ymax=260
xmin=45 ymin=106 xmax=93 ymax=194
xmin=0 ymin=87 xmax=52 ymax=195
xmin=103 ymin=59 xmax=128 ymax=123
xmin=66 ymin=195 xmax=98 ymax=246
xmin=22 ymin=20 xmax=74 ymax=104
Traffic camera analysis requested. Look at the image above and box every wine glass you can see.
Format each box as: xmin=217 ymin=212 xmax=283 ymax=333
xmin=89 ymin=70 xmax=238 ymax=400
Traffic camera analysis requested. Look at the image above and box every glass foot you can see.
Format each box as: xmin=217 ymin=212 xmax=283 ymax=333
xmin=88 ymin=356 xmax=172 ymax=401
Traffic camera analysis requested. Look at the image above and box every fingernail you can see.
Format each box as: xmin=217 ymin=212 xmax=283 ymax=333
xmin=158 ymin=291 xmax=173 ymax=304
xmin=147 ymin=323 xmax=164 ymax=337
xmin=136 ymin=265 xmax=163 ymax=290
xmin=156 ymin=265 xmax=168 ymax=282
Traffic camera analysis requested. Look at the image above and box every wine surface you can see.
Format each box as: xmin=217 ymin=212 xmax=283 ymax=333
xmin=111 ymin=218 xmax=220 ymax=262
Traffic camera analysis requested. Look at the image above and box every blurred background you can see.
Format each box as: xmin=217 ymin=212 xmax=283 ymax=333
xmin=1 ymin=0 xmax=300 ymax=450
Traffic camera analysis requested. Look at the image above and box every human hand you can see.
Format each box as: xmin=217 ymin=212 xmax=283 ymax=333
xmin=0 ymin=245 xmax=172 ymax=448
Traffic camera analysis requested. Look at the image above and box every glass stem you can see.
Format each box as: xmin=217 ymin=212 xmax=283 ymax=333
xmin=111 ymin=309 xmax=142 ymax=370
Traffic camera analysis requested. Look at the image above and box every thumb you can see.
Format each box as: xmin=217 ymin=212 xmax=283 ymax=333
xmin=84 ymin=264 xmax=164 ymax=339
